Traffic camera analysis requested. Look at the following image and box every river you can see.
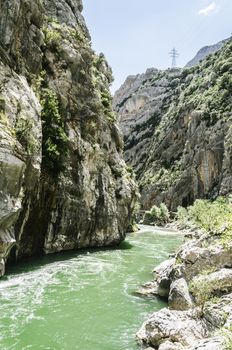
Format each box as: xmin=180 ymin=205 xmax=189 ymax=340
xmin=0 ymin=226 xmax=183 ymax=350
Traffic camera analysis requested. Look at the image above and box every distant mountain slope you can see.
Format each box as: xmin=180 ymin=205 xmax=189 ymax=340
xmin=185 ymin=38 xmax=230 ymax=67
xmin=115 ymin=39 xmax=232 ymax=210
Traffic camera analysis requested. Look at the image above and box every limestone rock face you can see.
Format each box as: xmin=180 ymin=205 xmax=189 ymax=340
xmin=0 ymin=0 xmax=137 ymax=275
xmin=114 ymin=68 xmax=180 ymax=182
xmin=114 ymin=40 xmax=232 ymax=210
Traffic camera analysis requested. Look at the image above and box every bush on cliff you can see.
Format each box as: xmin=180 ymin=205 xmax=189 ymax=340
xmin=15 ymin=117 xmax=38 ymax=155
xmin=41 ymin=88 xmax=68 ymax=176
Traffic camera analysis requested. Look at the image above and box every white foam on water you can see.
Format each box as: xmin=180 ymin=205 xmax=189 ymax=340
xmin=0 ymin=252 xmax=122 ymax=340
xmin=0 ymin=230 xmax=183 ymax=349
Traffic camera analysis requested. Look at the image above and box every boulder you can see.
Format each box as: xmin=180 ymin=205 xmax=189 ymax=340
xmin=0 ymin=258 xmax=5 ymax=277
xmin=191 ymin=268 xmax=232 ymax=299
xmin=174 ymin=238 xmax=232 ymax=281
xmin=153 ymin=258 xmax=176 ymax=298
xmin=203 ymin=293 xmax=232 ymax=328
xmin=169 ymin=278 xmax=194 ymax=310
xmin=136 ymin=230 xmax=232 ymax=350
xmin=136 ymin=308 xmax=210 ymax=348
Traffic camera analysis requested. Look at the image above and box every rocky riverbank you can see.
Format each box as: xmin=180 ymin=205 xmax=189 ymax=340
xmin=136 ymin=229 xmax=232 ymax=350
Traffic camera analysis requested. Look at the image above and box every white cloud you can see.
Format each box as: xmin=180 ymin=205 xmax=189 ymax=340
xmin=198 ymin=2 xmax=217 ymax=16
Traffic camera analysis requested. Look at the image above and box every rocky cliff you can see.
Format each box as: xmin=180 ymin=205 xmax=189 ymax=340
xmin=114 ymin=39 xmax=232 ymax=211
xmin=0 ymin=0 xmax=137 ymax=277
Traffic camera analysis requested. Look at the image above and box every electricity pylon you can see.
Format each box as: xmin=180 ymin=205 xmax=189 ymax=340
xmin=169 ymin=48 xmax=179 ymax=68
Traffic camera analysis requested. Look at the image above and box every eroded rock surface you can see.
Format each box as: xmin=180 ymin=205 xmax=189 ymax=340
xmin=0 ymin=0 xmax=137 ymax=275
xmin=137 ymin=232 xmax=232 ymax=350
xmin=137 ymin=308 xmax=211 ymax=348
xmin=169 ymin=278 xmax=194 ymax=311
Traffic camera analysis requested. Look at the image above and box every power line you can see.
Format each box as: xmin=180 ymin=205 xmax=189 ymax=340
xmin=169 ymin=48 xmax=179 ymax=68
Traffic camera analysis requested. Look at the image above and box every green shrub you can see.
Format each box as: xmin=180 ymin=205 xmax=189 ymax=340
xmin=143 ymin=210 xmax=155 ymax=225
xmin=0 ymin=111 xmax=9 ymax=127
xmin=225 ymin=327 xmax=232 ymax=350
xmin=160 ymin=203 xmax=170 ymax=222
xmin=189 ymin=278 xmax=214 ymax=314
xmin=176 ymin=197 xmax=232 ymax=240
xmin=101 ymin=89 xmax=111 ymax=109
xmin=15 ymin=117 xmax=38 ymax=155
xmin=41 ymin=88 xmax=68 ymax=175
xmin=43 ymin=28 xmax=62 ymax=48
xmin=100 ymin=88 xmax=116 ymax=121
xmin=170 ymin=78 xmax=180 ymax=88
xmin=176 ymin=206 xmax=190 ymax=227
xmin=150 ymin=205 xmax=162 ymax=220
xmin=220 ymin=58 xmax=232 ymax=74
xmin=143 ymin=203 xmax=170 ymax=225
xmin=220 ymin=72 xmax=232 ymax=90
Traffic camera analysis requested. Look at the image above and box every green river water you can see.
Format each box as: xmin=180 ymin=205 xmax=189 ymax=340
xmin=0 ymin=226 xmax=183 ymax=350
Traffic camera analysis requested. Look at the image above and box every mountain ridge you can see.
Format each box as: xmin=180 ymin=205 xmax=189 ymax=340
xmin=185 ymin=37 xmax=230 ymax=67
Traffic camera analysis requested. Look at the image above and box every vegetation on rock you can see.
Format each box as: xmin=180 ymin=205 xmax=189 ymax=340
xmin=15 ymin=117 xmax=38 ymax=155
xmin=0 ymin=0 xmax=137 ymax=278
xmin=143 ymin=203 xmax=170 ymax=225
xmin=116 ymin=39 xmax=232 ymax=211
xmin=176 ymin=197 xmax=232 ymax=243
xmin=41 ymin=88 xmax=68 ymax=175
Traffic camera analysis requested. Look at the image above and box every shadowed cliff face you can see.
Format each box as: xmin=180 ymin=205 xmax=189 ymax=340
xmin=114 ymin=40 xmax=232 ymax=211
xmin=0 ymin=0 xmax=137 ymax=276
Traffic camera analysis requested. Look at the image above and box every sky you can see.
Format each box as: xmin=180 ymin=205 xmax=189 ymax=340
xmin=83 ymin=0 xmax=232 ymax=92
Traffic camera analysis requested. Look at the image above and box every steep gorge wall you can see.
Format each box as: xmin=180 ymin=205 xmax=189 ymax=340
xmin=0 ymin=0 xmax=137 ymax=276
xmin=114 ymin=40 xmax=232 ymax=210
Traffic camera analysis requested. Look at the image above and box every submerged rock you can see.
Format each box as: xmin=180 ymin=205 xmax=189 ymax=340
xmin=136 ymin=281 xmax=159 ymax=297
